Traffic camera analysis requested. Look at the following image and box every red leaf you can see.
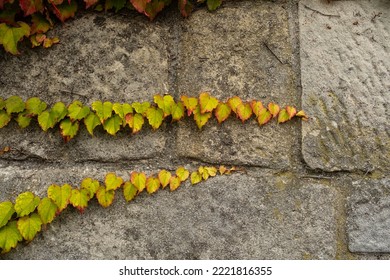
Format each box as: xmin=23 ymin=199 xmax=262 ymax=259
xmin=0 ymin=0 xmax=12 ymax=9
xmin=53 ymin=0 xmax=78 ymax=23
xmin=178 ymin=0 xmax=192 ymax=17
xmin=84 ymin=0 xmax=98 ymax=9
xmin=130 ymin=0 xmax=150 ymax=14
xmin=19 ymin=0 xmax=44 ymax=16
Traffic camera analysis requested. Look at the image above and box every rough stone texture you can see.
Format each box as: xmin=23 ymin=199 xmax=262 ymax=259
xmin=347 ymin=177 xmax=390 ymax=253
xmin=300 ymin=0 xmax=390 ymax=172
xmin=177 ymin=1 xmax=301 ymax=168
xmin=0 ymin=171 xmax=338 ymax=260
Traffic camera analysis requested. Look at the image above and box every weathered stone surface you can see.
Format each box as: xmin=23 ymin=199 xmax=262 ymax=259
xmin=177 ymin=1 xmax=300 ymax=168
xmin=300 ymin=0 xmax=390 ymax=172
xmin=347 ymin=177 xmax=390 ymax=253
xmin=0 ymin=170 xmax=338 ymax=259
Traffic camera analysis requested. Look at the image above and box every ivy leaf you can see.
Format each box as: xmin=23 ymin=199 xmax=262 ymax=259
xmin=236 ymin=103 xmax=253 ymax=122
xmin=14 ymin=191 xmax=40 ymax=217
xmin=103 ymin=115 xmax=122 ymax=136
xmin=158 ymin=169 xmax=171 ymax=189
xmin=146 ymin=177 xmax=160 ymax=194
xmin=0 ymin=221 xmax=22 ymax=253
xmin=84 ymin=0 xmax=98 ymax=9
xmin=146 ymin=107 xmax=164 ymax=130
xmin=178 ymin=0 xmax=192 ymax=17
xmin=144 ymin=0 xmax=167 ymax=20
xmin=0 ymin=22 xmax=30 ymax=55
xmin=84 ymin=112 xmax=101 ymax=136
xmin=176 ymin=166 xmax=189 ymax=182
xmin=37 ymin=110 xmax=56 ymax=131
xmin=51 ymin=102 xmax=67 ymax=121
xmin=26 ymin=97 xmax=47 ymax=116
xmin=206 ymin=0 xmax=222 ymax=11
xmin=190 ymin=171 xmax=202 ymax=185
xmin=154 ymin=94 xmax=174 ymax=117
xmin=126 ymin=113 xmax=144 ymax=134
xmin=198 ymin=166 xmax=209 ymax=180
xmin=16 ymin=112 xmax=32 ymax=128
xmin=31 ymin=13 xmax=52 ymax=34
xmin=0 ymin=97 xmax=4 ymax=109
xmin=219 ymin=165 xmax=227 ymax=175
xmin=81 ymin=177 xmax=100 ymax=198
xmin=53 ymin=0 xmax=78 ymax=23
xmin=286 ymin=106 xmax=297 ymax=120
xmin=199 ymin=92 xmax=218 ymax=114
xmin=123 ymin=182 xmax=138 ymax=202
xmin=0 ymin=4 xmax=18 ymax=25
xmin=105 ymin=0 xmax=126 ymax=12
xmin=92 ymin=101 xmax=113 ymax=123
xmin=214 ymin=102 xmax=231 ymax=124
xmin=69 ymin=189 xmax=90 ymax=212
xmin=132 ymin=102 xmax=150 ymax=116
xmin=96 ymin=186 xmax=115 ymax=208
xmin=43 ymin=36 xmax=60 ymax=48
xmin=0 ymin=110 xmax=11 ymax=128
xmin=257 ymin=108 xmax=272 ymax=126
xmin=169 ymin=176 xmax=181 ymax=191
xmin=171 ymin=101 xmax=185 ymax=121
xmin=113 ymin=103 xmax=133 ymax=123
xmin=19 ymin=0 xmax=44 ymax=16
xmin=105 ymin=173 xmax=123 ymax=191
xmin=193 ymin=106 xmax=212 ymax=129
xmin=296 ymin=110 xmax=309 ymax=121
xmin=47 ymin=184 xmax=72 ymax=213
xmin=205 ymin=166 xmax=217 ymax=177
xmin=250 ymin=100 xmax=264 ymax=117
xmin=5 ymin=95 xmax=25 ymax=115
xmin=180 ymin=96 xmax=198 ymax=116
xmin=227 ymin=96 xmax=243 ymax=115
xmin=130 ymin=171 xmax=146 ymax=192
xmin=60 ymin=119 xmax=79 ymax=142
xmin=268 ymin=102 xmax=280 ymax=118
xmin=0 ymin=201 xmax=15 ymax=228
xmin=37 ymin=197 xmax=57 ymax=225
xmin=130 ymin=0 xmax=150 ymax=14
xmin=278 ymin=108 xmax=290 ymax=124
xmin=17 ymin=213 xmax=42 ymax=241
xmin=67 ymin=100 xmax=90 ymax=121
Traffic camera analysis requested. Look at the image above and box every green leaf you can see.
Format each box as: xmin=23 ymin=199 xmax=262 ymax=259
xmin=0 ymin=110 xmax=11 ymax=128
xmin=53 ymin=0 xmax=78 ymax=22
xmin=171 ymin=101 xmax=185 ymax=121
xmin=84 ymin=112 xmax=101 ymax=136
xmin=158 ymin=169 xmax=171 ymax=189
xmin=26 ymin=97 xmax=47 ymax=116
xmin=14 ymin=191 xmax=40 ymax=217
xmin=199 ymin=92 xmax=219 ymax=114
xmin=268 ymin=102 xmax=280 ymax=118
xmin=47 ymin=184 xmax=72 ymax=213
xmin=37 ymin=110 xmax=56 ymax=131
xmin=214 ymin=102 xmax=231 ymax=123
xmin=190 ymin=171 xmax=202 ymax=185
xmin=176 ymin=166 xmax=189 ymax=182
xmin=92 ymin=101 xmax=113 ymax=123
xmin=130 ymin=171 xmax=146 ymax=192
xmin=16 ymin=112 xmax=32 ymax=128
xmin=146 ymin=177 xmax=160 ymax=194
xmin=51 ymin=102 xmax=67 ymax=121
xmin=60 ymin=119 xmax=79 ymax=142
xmin=103 ymin=115 xmax=122 ymax=136
xmin=80 ymin=177 xmax=100 ymax=198
xmin=132 ymin=101 xmax=150 ymax=116
xmin=193 ymin=106 xmax=212 ymax=129
xmin=126 ymin=113 xmax=144 ymax=134
xmin=0 ymin=97 xmax=5 ymax=109
xmin=112 ymin=102 xmax=133 ymax=123
xmin=67 ymin=100 xmax=90 ymax=121
xmin=180 ymin=96 xmax=198 ymax=116
xmin=105 ymin=0 xmax=126 ymax=12
xmin=0 ymin=221 xmax=22 ymax=253
xmin=236 ymin=103 xmax=253 ymax=122
xmin=17 ymin=213 xmax=42 ymax=241
xmin=37 ymin=197 xmax=57 ymax=225
xmin=31 ymin=13 xmax=52 ymax=34
xmin=154 ymin=94 xmax=174 ymax=117
xmin=250 ymin=100 xmax=264 ymax=117
xmin=123 ymin=182 xmax=138 ymax=202
xmin=206 ymin=0 xmax=222 ymax=11
xmin=96 ymin=186 xmax=115 ymax=208
xmin=69 ymin=189 xmax=90 ymax=212
xmin=278 ymin=108 xmax=290 ymax=124
xmin=105 ymin=173 xmax=123 ymax=191
xmin=5 ymin=95 xmax=25 ymax=115
xmin=0 ymin=22 xmax=30 ymax=55
xmin=169 ymin=176 xmax=181 ymax=191
xmin=227 ymin=96 xmax=242 ymax=114
xmin=0 ymin=201 xmax=15 ymax=228
xmin=146 ymin=107 xmax=164 ymax=130
xmin=257 ymin=108 xmax=272 ymax=126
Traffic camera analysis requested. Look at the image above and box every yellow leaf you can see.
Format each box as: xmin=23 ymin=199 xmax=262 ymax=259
xmin=268 ymin=102 xmax=280 ymax=118
xmin=180 ymin=96 xmax=198 ymax=116
xmin=146 ymin=177 xmax=160 ymax=194
xmin=123 ymin=182 xmax=138 ymax=202
xmin=130 ymin=172 xmax=146 ymax=192
xmin=158 ymin=170 xmax=172 ymax=189
xmin=286 ymin=106 xmax=297 ymax=120
xmin=227 ymin=96 xmax=243 ymax=114
xmin=126 ymin=113 xmax=144 ymax=134
xmin=214 ymin=103 xmax=231 ymax=124
xmin=250 ymin=100 xmax=264 ymax=117
xmin=190 ymin=171 xmax=202 ymax=185
xmin=193 ymin=106 xmax=212 ymax=129
xmin=278 ymin=108 xmax=290 ymax=124
xmin=105 ymin=172 xmax=123 ymax=191
xmin=236 ymin=103 xmax=253 ymax=122
xmin=199 ymin=92 xmax=219 ymax=114
xmin=96 ymin=186 xmax=115 ymax=208
xmin=176 ymin=166 xmax=189 ymax=182
xmin=169 ymin=176 xmax=181 ymax=192
xmin=257 ymin=108 xmax=272 ymax=126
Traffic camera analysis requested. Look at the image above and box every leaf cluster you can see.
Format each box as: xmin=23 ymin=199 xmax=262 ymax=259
xmin=0 ymin=164 xmax=236 ymax=254
xmin=0 ymin=93 xmax=308 ymax=142
xmin=0 ymin=0 xmax=223 ymax=54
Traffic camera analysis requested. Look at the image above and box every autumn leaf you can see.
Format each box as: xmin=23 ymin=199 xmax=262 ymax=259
xmin=37 ymin=197 xmax=57 ymax=225
xmin=105 ymin=0 xmax=126 ymax=12
xmin=130 ymin=172 xmax=146 ymax=192
xmin=278 ymin=108 xmax=290 ymax=123
xmin=250 ymin=100 xmax=264 ymax=117
xmin=176 ymin=166 xmax=189 ymax=182
xmin=16 ymin=112 xmax=32 ymax=128
xmin=25 ymin=97 xmax=47 ymax=116
xmin=206 ymin=0 xmax=222 ymax=10
xmin=180 ymin=96 xmax=198 ymax=116
xmin=84 ymin=112 xmax=101 ymax=136
xmin=154 ymin=94 xmax=174 ymax=117
xmin=198 ymin=166 xmax=209 ymax=180
xmin=105 ymin=172 xmax=123 ymax=191
xmin=219 ymin=165 xmax=227 ymax=175
xmin=193 ymin=106 xmax=212 ymax=129
xmin=123 ymin=182 xmax=138 ymax=202
xmin=0 ymin=22 xmax=30 ymax=55
xmin=0 ymin=221 xmax=22 ymax=253
xmin=146 ymin=177 xmax=160 ymax=194
xmin=103 ymin=115 xmax=122 ymax=136
xmin=205 ymin=166 xmax=217 ymax=177
xmin=53 ymin=0 xmax=78 ymax=23
xmin=0 ymin=201 xmax=15 ymax=228
xmin=96 ymin=186 xmax=115 ymax=208
xmin=199 ymin=92 xmax=218 ymax=114
xmin=51 ymin=102 xmax=67 ymax=121
xmin=42 ymin=36 xmax=60 ymax=48
xmin=31 ymin=13 xmax=52 ymax=34
xmin=144 ymin=0 xmax=166 ymax=20
xmin=83 ymin=0 xmax=98 ymax=9
xmin=113 ymin=102 xmax=133 ymax=123
xmin=5 ymin=95 xmax=25 ymax=115
xmin=257 ymin=107 xmax=272 ymax=126
xmin=60 ymin=119 xmax=79 ymax=142
xmin=227 ymin=96 xmax=242 ymax=115
xmin=19 ymin=0 xmax=44 ymax=16
xmin=178 ymin=0 xmax=192 ymax=17
xmin=296 ymin=110 xmax=309 ymax=121
xmin=130 ymin=0 xmax=150 ymax=14
xmin=146 ymin=107 xmax=164 ymax=130
xmin=126 ymin=113 xmax=144 ymax=134
xmin=236 ymin=103 xmax=253 ymax=122
xmin=286 ymin=106 xmax=297 ymax=120
xmin=67 ymin=100 xmax=90 ymax=121
xmin=158 ymin=169 xmax=171 ymax=189
xmin=37 ymin=110 xmax=56 ymax=131
xmin=190 ymin=171 xmax=202 ymax=185
xmin=214 ymin=102 xmax=231 ymax=123
xmin=0 ymin=110 xmax=11 ymax=128
xmin=92 ymin=101 xmax=113 ymax=123
xmin=132 ymin=101 xmax=150 ymax=116
xmin=47 ymin=184 xmax=72 ymax=213
xmin=14 ymin=191 xmax=40 ymax=217
xmin=80 ymin=177 xmax=100 ymax=198
xmin=268 ymin=102 xmax=280 ymax=118
xmin=69 ymin=188 xmax=90 ymax=212
xmin=171 ymin=101 xmax=185 ymax=121
xmin=169 ymin=176 xmax=181 ymax=191
xmin=16 ymin=213 xmax=42 ymax=241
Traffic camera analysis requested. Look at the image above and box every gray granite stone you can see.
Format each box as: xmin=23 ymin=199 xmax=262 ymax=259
xmin=300 ymin=0 xmax=390 ymax=172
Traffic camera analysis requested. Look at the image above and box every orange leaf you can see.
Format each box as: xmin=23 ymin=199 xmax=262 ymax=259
xmin=169 ymin=176 xmax=181 ymax=192
xmin=227 ymin=96 xmax=243 ymax=114
xmin=286 ymin=106 xmax=297 ymax=120
xmin=250 ymin=100 xmax=264 ymax=117
xmin=214 ymin=103 xmax=231 ymax=124
xmin=236 ymin=103 xmax=253 ymax=122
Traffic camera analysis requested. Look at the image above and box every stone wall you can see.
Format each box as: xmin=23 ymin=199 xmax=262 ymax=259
xmin=0 ymin=0 xmax=389 ymax=259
